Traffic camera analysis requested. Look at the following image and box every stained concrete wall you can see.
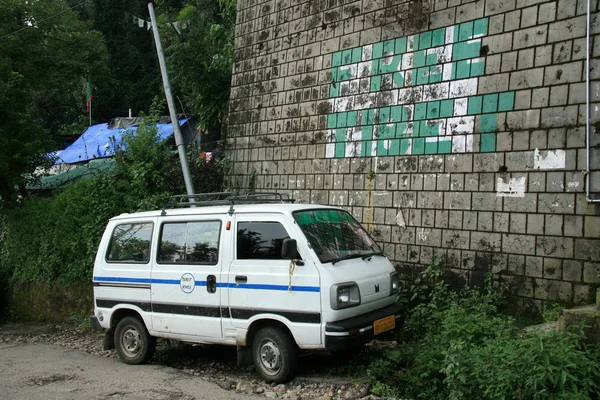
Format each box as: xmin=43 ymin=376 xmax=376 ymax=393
xmin=226 ymin=0 xmax=600 ymax=310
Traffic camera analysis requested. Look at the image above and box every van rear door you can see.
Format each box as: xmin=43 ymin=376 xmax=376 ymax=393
xmin=150 ymin=215 xmax=225 ymax=338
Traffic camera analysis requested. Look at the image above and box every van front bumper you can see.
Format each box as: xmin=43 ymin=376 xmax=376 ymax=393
xmin=324 ymin=303 xmax=405 ymax=351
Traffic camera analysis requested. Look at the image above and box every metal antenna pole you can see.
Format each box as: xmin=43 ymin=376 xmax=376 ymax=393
xmin=147 ymin=1 xmax=195 ymax=198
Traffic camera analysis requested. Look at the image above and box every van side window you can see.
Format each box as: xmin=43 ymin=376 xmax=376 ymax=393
xmin=106 ymin=223 xmax=153 ymax=263
xmin=158 ymin=221 xmax=221 ymax=264
xmin=237 ymin=222 xmax=292 ymax=260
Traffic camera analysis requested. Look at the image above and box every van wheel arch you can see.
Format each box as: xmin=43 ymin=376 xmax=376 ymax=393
xmin=246 ymin=319 xmax=297 ymax=349
xmin=105 ymin=309 xmax=147 ymax=350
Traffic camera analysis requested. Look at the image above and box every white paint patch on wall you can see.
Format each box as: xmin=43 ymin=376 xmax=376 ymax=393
xmin=396 ymin=210 xmax=406 ymax=228
xmin=534 ymin=149 xmax=566 ymax=170
xmin=496 ymin=176 xmax=527 ymax=197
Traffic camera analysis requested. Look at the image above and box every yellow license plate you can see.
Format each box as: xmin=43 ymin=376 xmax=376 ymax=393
xmin=373 ymin=315 xmax=395 ymax=335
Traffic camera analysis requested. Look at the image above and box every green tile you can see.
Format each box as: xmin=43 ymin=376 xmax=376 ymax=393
xmin=393 ymin=71 xmax=405 ymax=88
xmin=413 ymin=50 xmax=426 ymax=68
xmin=421 ymin=120 xmax=442 ymax=137
xmin=456 ymin=60 xmax=471 ymax=79
xmin=379 ymin=55 xmax=402 ymax=74
xmin=459 ymin=21 xmax=474 ymax=41
xmin=440 ymin=99 xmax=454 ymax=117
xmin=371 ymin=59 xmax=379 ymax=75
xmin=400 ymin=138 xmax=411 ymax=155
xmin=335 ymin=142 xmax=345 ymax=158
xmin=432 ymin=28 xmax=445 ymax=47
xmin=425 ymin=139 xmax=438 ymax=154
xmin=401 ymin=106 xmax=411 ymax=122
xmin=335 ymin=127 xmax=346 ymax=142
xmin=419 ymin=31 xmax=432 ymax=50
xmin=452 ymin=41 xmax=481 ymax=61
xmin=473 ymin=18 xmax=489 ymax=37
xmin=482 ymin=94 xmax=499 ymax=114
xmin=438 ymin=138 xmax=452 ymax=154
xmin=342 ymin=49 xmax=353 ymax=65
xmin=373 ymin=42 xmax=383 ymax=59
xmin=327 ymin=114 xmax=337 ymax=129
xmin=413 ymin=138 xmax=425 ymax=154
xmin=480 ymin=133 xmax=496 ymax=152
xmin=395 ymin=37 xmax=407 ymax=54
xmin=426 ymin=52 xmax=438 ymax=66
xmin=391 ymin=106 xmax=403 ymax=122
xmin=337 ymin=112 xmax=348 ymax=128
xmin=411 ymin=122 xmax=420 ymax=137
xmin=396 ymin=122 xmax=408 ymax=137
xmin=384 ymin=39 xmax=395 ymax=55
xmin=414 ymin=103 xmax=427 ymax=120
xmin=332 ymin=52 xmax=342 ymax=67
xmin=417 ymin=67 xmax=430 ymax=85
xmin=468 ymin=96 xmax=483 ymax=114
xmin=427 ymin=101 xmax=440 ymax=119
xmin=361 ymin=126 xmax=374 ymax=156
xmin=470 ymin=60 xmax=485 ymax=77
xmin=388 ymin=139 xmax=400 ymax=155
xmin=411 ymin=34 xmax=420 ymax=51
xmin=347 ymin=111 xmax=358 ymax=126
xmin=430 ymin=65 xmax=442 ymax=82
xmin=479 ymin=114 xmax=498 ymax=133
xmin=376 ymin=140 xmax=388 ymax=156
xmin=329 ymin=82 xmax=339 ymax=97
xmin=498 ymin=91 xmax=515 ymax=111
xmin=370 ymin=75 xmax=382 ymax=92
xmin=378 ymin=123 xmax=396 ymax=139
xmin=338 ymin=67 xmax=353 ymax=81
xmin=379 ymin=107 xmax=391 ymax=124
xmin=352 ymin=48 xmax=362 ymax=63
xmin=330 ymin=67 xmax=339 ymax=83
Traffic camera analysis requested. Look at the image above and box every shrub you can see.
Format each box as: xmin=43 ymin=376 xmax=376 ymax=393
xmin=368 ymin=265 xmax=600 ymax=399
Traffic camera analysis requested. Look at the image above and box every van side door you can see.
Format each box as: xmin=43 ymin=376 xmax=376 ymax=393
xmin=151 ymin=215 xmax=224 ymax=338
xmin=225 ymin=214 xmax=322 ymax=346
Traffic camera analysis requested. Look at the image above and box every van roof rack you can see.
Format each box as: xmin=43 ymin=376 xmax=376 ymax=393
xmin=161 ymin=192 xmax=295 ymax=215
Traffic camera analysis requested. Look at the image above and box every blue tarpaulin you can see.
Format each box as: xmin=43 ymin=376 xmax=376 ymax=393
xmin=57 ymin=119 xmax=188 ymax=164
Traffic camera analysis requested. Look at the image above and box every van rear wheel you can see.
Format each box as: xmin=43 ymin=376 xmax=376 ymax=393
xmin=252 ymin=327 xmax=297 ymax=383
xmin=114 ymin=316 xmax=156 ymax=364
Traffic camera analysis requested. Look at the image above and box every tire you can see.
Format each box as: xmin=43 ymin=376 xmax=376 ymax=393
xmin=252 ymin=326 xmax=297 ymax=383
xmin=114 ymin=316 xmax=156 ymax=365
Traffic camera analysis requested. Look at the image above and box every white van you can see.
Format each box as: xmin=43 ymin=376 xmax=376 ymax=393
xmin=90 ymin=193 xmax=404 ymax=382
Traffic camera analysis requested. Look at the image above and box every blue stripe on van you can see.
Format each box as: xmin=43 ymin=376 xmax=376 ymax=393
xmin=93 ymin=276 xmax=320 ymax=292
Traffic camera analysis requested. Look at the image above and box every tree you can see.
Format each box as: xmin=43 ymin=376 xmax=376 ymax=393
xmin=0 ymin=0 xmax=109 ymax=204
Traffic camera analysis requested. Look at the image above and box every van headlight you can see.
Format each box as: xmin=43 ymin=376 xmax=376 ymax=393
xmin=390 ymin=272 xmax=399 ymax=295
xmin=330 ymin=282 xmax=361 ymax=310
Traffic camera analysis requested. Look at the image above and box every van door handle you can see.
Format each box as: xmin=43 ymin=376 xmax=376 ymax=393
xmin=235 ymin=275 xmax=247 ymax=284
xmin=207 ymin=275 xmax=217 ymax=293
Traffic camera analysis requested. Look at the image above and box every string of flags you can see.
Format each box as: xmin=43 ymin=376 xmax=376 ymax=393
xmin=125 ymin=12 xmax=187 ymax=34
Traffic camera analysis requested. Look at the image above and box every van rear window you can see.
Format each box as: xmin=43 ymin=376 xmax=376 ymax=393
xmin=158 ymin=221 xmax=221 ymax=264
xmin=106 ymin=223 xmax=153 ymax=263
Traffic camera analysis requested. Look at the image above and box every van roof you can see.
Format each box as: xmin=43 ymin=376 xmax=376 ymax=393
xmin=110 ymin=203 xmax=342 ymax=221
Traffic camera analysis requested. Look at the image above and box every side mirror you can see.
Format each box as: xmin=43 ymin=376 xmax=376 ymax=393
xmin=281 ymin=238 xmax=297 ymax=259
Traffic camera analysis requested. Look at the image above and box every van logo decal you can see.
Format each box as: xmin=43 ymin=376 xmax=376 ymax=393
xmin=180 ymin=273 xmax=195 ymax=294
xmin=375 ymin=284 xmax=380 ymax=293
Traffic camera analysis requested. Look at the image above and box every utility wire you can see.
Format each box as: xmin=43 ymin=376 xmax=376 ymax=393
xmin=0 ymin=0 xmax=91 ymax=40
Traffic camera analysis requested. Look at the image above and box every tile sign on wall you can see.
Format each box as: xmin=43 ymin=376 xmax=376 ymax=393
xmin=326 ymin=17 xmax=515 ymax=158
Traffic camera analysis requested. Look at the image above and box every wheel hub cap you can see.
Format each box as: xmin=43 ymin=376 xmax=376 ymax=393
xmin=259 ymin=340 xmax=281 ymax=375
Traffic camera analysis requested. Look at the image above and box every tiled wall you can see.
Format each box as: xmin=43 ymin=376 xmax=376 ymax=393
xmin=226 ymin=0 xmax=600 ymax=311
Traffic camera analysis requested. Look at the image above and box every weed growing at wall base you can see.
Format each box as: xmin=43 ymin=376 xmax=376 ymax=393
xmin=368 ymin=265 xmax=600 ymax=399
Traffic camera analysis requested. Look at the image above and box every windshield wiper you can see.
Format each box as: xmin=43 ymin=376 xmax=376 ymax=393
xmin=331 ymin=253 xmax=364 ymax=265
xmin=361 ymin=251 xmax=385 ymax=260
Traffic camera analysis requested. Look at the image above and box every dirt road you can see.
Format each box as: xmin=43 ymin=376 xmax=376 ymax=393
xmin=0 ymin=342 xmax=260 ymax=400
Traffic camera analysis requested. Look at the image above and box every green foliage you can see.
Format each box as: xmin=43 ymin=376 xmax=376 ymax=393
xmin=543 ymin=302 xmax=564 ymax=322
xmin=161 ymin=0 xmax=236 ymax=129
xmin=0 ymin=121 xmax=230 ymax=285
xmin=368 ymin=265 xmax=600 ymax=399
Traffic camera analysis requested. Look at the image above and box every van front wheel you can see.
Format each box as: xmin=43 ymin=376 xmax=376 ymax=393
xmin=114 ymin=316 xmax=156 ymax=364
xmin=252 ymin=327 xmax=297 ymax=383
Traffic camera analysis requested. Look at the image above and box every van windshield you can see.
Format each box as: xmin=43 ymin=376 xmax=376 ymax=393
xmin=293 ymin=209 xmax=382 ymax=264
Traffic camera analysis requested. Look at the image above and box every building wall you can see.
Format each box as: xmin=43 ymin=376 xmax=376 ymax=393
xmin=226 ymin=0 xmax=600 ymax=310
